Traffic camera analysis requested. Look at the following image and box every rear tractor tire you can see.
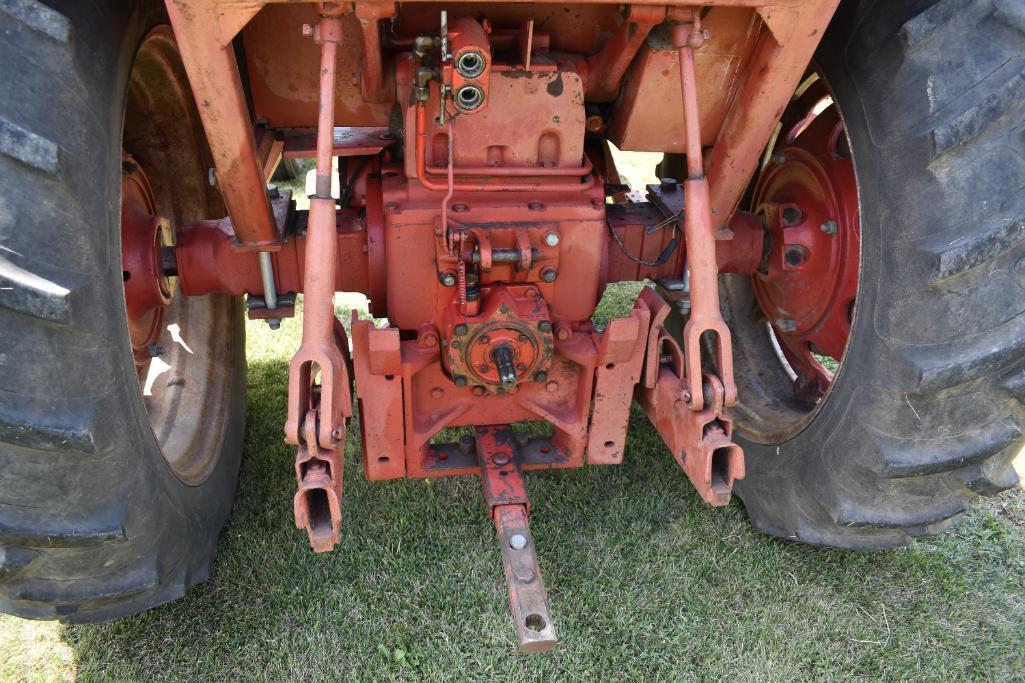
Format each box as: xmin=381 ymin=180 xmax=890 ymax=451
xmin=0 ymin=0 xmax=245 ymax=621
xmin=726 ymin=0 xmax=1025 ymax=549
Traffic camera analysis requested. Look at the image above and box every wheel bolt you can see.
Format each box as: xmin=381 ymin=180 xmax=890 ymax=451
xmin=781 ymin=206 xmax=802 ymax=226
xmin=820 ymin=220 xmax=838 ymax=235
xmin=784 ymin=245 xmax=807 ymax=267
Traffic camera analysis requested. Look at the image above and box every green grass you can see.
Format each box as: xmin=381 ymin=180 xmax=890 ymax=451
xmin=1 ymin=285 xmax=1023 ymax=681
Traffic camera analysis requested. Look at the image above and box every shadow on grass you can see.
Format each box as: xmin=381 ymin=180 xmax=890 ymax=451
xmin=55 ymin=356 xmax=1025 ymax=680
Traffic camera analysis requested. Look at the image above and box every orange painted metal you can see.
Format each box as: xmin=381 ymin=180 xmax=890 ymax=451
xmin=585 ymin=4 xmax=666 ymax=102
xmin=350 ymin=315 xmax=406 ymax=480
xmin=586 ymin=301 xmax=651 ymax=464
xmin=354 ymin=2 xmax=395 ymax=103
xmin=672 ymin=20 xmax=737 ymax=411
xmin=476 ymin=425 xmax=557 ymax=652
xmin=706 ymin=1 xmax=842 ymax=224
xmin=285 ymin=15 xmax=352 ymax=455
xmin=635 ymin=288 xmax=745 ymax=505
xmin=294 ymin=410 xmax=346 ymax=552
xmin=164 ymin=0 xmax=279 ymax=248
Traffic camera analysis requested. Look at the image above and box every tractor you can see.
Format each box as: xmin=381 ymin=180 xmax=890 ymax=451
xmin=1 ymin=0 xmax=1022 ymax=652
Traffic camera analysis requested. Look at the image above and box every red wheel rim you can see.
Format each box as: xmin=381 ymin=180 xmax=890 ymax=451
xmin=751 ymin=74 xmax=861 ymax=402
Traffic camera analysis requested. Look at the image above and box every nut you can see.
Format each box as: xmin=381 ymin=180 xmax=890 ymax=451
xmin=544 ymin=231 xmax=560 ymax=247
xmin=820 ymin=220 xmax=838 ymax=235
xmin=541 ymin=268 xmax=558 ymax=283
xmin=509 ymin=534 xmax=528 ymax=550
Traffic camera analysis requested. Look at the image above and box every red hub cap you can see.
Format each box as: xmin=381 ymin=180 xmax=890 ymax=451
xmin=752 ymin=76 xmax=861 ymax=401
xmin=121 ymin=153 xmax=176 ymax=366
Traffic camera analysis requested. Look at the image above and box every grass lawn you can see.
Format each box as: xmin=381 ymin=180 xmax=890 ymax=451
xmin=2 ymin=159 xmax=1024 ymax=680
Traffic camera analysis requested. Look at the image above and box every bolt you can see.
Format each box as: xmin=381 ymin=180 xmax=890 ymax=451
xmin=208 ymin=167 xmax=217 ymax=187
xmin=440 ymin=271 xmax=457 ymax=287
xmin=454 ymin=375 xmax=468 ymax=387
xmin=385 ymin=202 xmax=399 ymax=211
xmin=516 ymin=363 xmax=526 ymax=372
xmin=781 ymin=206 xmax=802 ymax=226
xmin=541 ymin=268 xmax=558 ymax=283
xmin=494 ymin=452 xmax=511 ymax=466
xmin=534 ymin=371 xmax=548 ymax=383
xmin=332 ymin=426 xmax=344 ymax=440
xmin=266 ymin=318 xmax=281 ymax=330
xmin=302 ymin=23 xmax=314 ymax=36
xmin=660 ymin=177 xmax=679 ymax=190
xmin=431 ymin=387 xmax=444 ymax=398
xmin=775 ymin=318 xmax=797 ymax=333
xmin=592 ymin=318 xmax=607 ymax=333
xmin=267 ymin=183 xmax=280 ymax=199
xmin=518 ymin=334 xmax=528 ymax=342
xmin=479 ymin=335 xmax=491 ymax=345
xmin=421 ymin=332 xmax=439 ymax=347
xmin=546 ymin=380 xmax=559 ymax=393
xmin=784 ymin=245 xmax=807 ymax=267
xmin=820 ymin=220 xmax=838 ymax=235
xmin=681 ymin=389 xmax=692 ymax=403
xmin=471 ymin=386 xmax=486 ymax=397
xmin=509 ymin=534 xmax=528 ymax=550
xmin=147 ymin=344 xmax=165 ymax=357
xmin=528 ymin=202 xmax=544 ymax=212
xmin=479 ymin=364 xmax=490 ymax=373
xmin=538 ymin=321 xmax=552 ymax=333
xmin=451 ymin=340 xmax=462 ymax=350
xmin=459 ymin=435 xmax=475 ymax=452
xmin=678 ymin=300 xmax=692 ymax=316
xmin=544 ymin=231 xmax=560 ymax=247
xmin=454 ymin=324 xmax=468 ymax=336
xmin=452 ymin=203 xmax=469 ymax=213
xmin=770 ymin=152 xmax=787 ymax=165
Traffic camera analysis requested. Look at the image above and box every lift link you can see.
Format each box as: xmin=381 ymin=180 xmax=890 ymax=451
xmin=633 ymin=20 xmax=746 ymax=506
xmin=287 ymin=11 xmax=353 ymax=550
xmin=476 ymin=426 xmax=557 ymax=653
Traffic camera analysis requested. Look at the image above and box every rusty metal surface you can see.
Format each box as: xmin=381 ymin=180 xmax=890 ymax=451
xmin=636 ymin=290 xmax=745 ymax=505
xmin=706 ymin=1 xmax=842 ymax=224
xmin=586 ymin=302 xmax=649 ymax=464
xmin=285 ymin=15 xmax=353 ymax=454
xmin=293 ymin=410 xmax=346 ymax=551
xmin=476 ymin=426 xmax=557 ymax=653
xmin=282 ymin=127 xmax=393 ymax=159
xmin=165 ymin=0 xmax=279 ymax=247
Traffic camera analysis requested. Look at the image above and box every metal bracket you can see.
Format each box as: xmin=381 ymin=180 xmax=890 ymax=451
xmin=476 ymin=425 xmax=557 ymax=653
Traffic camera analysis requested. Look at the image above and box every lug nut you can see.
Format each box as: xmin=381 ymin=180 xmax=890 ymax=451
xmin=544 ymin=231 xmax=560 ymax=247
xmin=781 ymin=207 xmax=803 ymax=226
xmin=820 ymin=220 xmax=838 ymax=235
xmin=784 ymin=245 xmax=807 ymax=267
